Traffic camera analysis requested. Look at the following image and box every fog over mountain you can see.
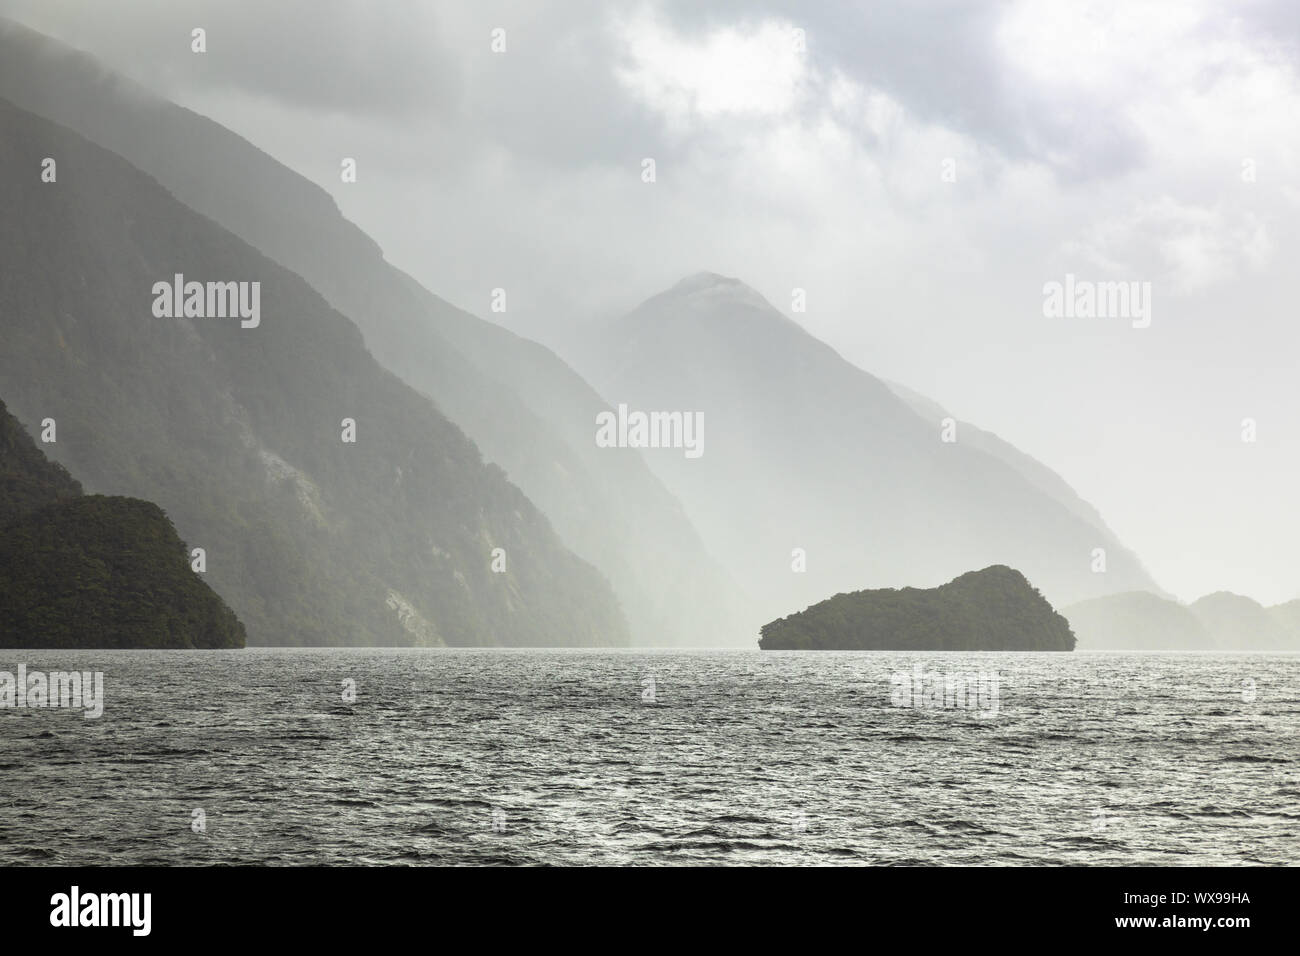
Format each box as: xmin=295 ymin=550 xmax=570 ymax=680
xmin=1 ymin=1 xmax=1298 ymax=890
xmin=0 ymin=17 xmax=746 ymax=646
xmin=1 ymin=0 xmax=1294 ymax=608
xmin=0 ymin=97 xmax=627 ymax=647
xmin=883 ymin=381 xmax=1131 ymax=541
xmin=1065 ymin=591 xmax=1218 ymax=652
xmin=1066 ymin=589 xmax=1300 ymax=651
xmin=1189 ymin=592 xmax=1294 ymax=652
xmin=0 ymin=6 xmax=1295 ymax=648
xmin=571 ymin=272 xmax=1160 ymax=630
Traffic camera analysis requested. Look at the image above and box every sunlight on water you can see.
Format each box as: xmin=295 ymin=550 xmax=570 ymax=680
xmin=1 ymin=649 xmax=1296 ymax=865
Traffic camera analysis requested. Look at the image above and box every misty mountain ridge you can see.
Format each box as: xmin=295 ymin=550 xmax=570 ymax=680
xmin=571 ymin=269 xmax=1163 ymax=633
xmin=0 ymin=96 xmax=626 ymax=647
xmin=1189 ymin=591 xmax=1294 ymax=652
xmin=4 ymin=19 xmax=1284 ymax=653
xmin=1065 ymin=589 xmax=1298 ymax=651
xmin=0 ymin=17 xmax=745 ymax=646
xmin=884 ymin=379 xmax=1131 ymax=543
xmin=658 ymin=272 xmax=789 ymax=316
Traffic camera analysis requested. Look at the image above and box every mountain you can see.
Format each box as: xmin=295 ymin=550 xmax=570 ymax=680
xmin=886 ymin=381 xmax=1129 ymax=538
xmin=1270 ymin=600 xmax=1300 ymax=641
xmin=1064 ymin=590 xmax=1299 ymax=650
xmin=0 ymin=18 xmax=744 ymax=646
xmin=759 ymin=565 xmax=1075 ymax=650
xmin=571 ymin=272 xmax=1162 ymax=631
xmin=0 ymin=398 xmax=244 ymax=648
xmin=1063 ymin=591 xmax=1216 ymax=651
xmin=0 ymin=96 xmax=626 ymax=647
xmin=1189 ymin=592 xmax=1292 ymax=651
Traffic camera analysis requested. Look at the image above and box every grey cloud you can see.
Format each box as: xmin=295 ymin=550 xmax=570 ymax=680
xmin=8 ymin=0 xmax=1294 ymax=182
xmin=0 ymin=0 xmax=462 ymax=116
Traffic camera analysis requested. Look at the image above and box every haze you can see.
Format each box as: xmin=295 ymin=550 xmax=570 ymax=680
xmin=4 ymin=0 xmax=1296 ymax=605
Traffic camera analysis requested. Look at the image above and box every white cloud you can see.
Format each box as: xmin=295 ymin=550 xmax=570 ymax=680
xmin=614 ymin=12 xmax=811 ymax=129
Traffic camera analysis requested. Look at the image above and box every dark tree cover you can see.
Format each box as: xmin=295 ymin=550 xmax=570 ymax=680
xmin=0 ymin=398 xmax=245 ymax=648
xmin=759 ymin=566 xmax=1077 ymax=651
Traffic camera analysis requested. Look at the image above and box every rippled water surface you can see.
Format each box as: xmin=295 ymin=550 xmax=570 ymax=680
xmin=1 ymin=649 xmax=1296 ymax=865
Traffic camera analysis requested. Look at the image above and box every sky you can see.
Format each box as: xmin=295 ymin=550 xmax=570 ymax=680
xmin=2 ymin=0 xmax=1297 ymax=605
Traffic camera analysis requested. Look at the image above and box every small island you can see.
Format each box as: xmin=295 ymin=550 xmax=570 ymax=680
xmin=758 ymin=565 xmax=1075 ymax=651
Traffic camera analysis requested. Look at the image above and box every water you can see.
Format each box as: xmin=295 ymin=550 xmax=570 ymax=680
xmin=1 ymin=649 xmax=1296 ymax=865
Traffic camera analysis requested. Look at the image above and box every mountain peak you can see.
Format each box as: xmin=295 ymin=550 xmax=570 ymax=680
xmin=671 ymin=271 xmax=745 ymax=292
xmin=657 ymin=271 xmax=774 ymax=313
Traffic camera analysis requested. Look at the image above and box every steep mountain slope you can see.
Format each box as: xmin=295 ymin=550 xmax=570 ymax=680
xmin=572 ymin=273 xmax=1161 ymax=629
xmin=0 ymin=18 xmax=743 ymax=646
xmin=0 ymin=97 xmax=626 ymax=647
xmin=1063 ymin=591 xmax=1216 ymax=651
xmin=0 ymin=395 xmax=82 ymax=522
xmin=0 ymin=398 xmax=245 ymax=648
xmin=887 ymin=380 xmax=1125 ymax=538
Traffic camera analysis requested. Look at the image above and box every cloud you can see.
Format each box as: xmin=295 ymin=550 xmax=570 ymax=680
xmin=1062 ymin=199 xmax=1274 ymax=294
xmin=0 ymin=0 xmax=460 ymax=115
xmin=614 ymin=14 xmax=811 ymax=127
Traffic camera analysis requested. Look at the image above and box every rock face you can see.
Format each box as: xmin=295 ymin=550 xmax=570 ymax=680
xmin=758 ymin=565 xmax=1075 ymax=651
xmin=0 ymin=399 xmax=246 ymax=648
